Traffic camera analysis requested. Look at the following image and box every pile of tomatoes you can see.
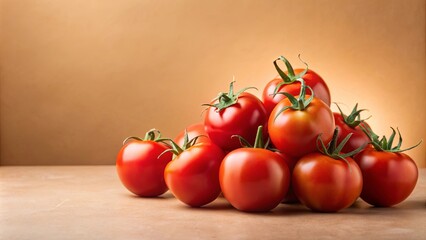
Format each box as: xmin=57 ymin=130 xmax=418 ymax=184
xmin=116 ymin=55 xmax=421 ymax=212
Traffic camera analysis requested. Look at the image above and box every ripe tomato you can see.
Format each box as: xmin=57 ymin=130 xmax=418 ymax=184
xmin=292 ymin=153 xmax=363 ymax=212
xmin=292 ymin=128 xmax=364 ymax=212
xmin=355 ymin=147 xmax=418 ymax=207
xmin=268 ymin=94 xmax=335 ymax=158
xmin=174 ymin=122 xmax=211 ymax=146
xmin=204 ymin=82 xmax=267 ymax=151
xmin=262 ymin=56 xmax=330 ymax=115
xmin=334 ymin=113 xmax=369 ymax=153
xmin=333 ymin=103 xmax=370 ymax=153
xmin=164 ymin=142 xmax=225 ymax=207
xmin=116 ymin=130 xmax=173 ymax=197
xmin=354 ymin=127 xmax=421 ymax=207
xmin=219 ymin=126 xmax=290 ymax=212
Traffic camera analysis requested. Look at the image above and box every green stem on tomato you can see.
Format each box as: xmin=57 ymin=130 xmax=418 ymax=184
xmin=360 ymin=125 xmax=422 ymax=153
xmin=232 ymin=125 xmax=267 ymax=149
xmin=272 ymin=54 xmax=309 ymax=95
xmin=253 ymin=126 xmax=264 ymax=149
xmin=202 ymin=81 xmax=257 ymax=112
xmin=273 ymin=79 xmax=314 ymax=120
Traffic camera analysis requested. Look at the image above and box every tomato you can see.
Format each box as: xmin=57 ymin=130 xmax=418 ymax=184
xmin=354 ymin=127 xmax=421 ymax=207
xmin=116 ymin=130 xmax=172 ymax=197
xmin=333 ymin=103 xmax=370 ymax=153
xmin=262 ymin=56 xmax=330 ymax=115
xmin=219 ymin=126 xmax=290 ymax=212
xmin=292 ymin=153 xmax=363 ymax=212
xmin=204 ymin=82 xmax=267 ymax=151
xmin=334 ymin=113 xmax=369 ymax=153
xmin=355 ymin=147 xmax=418 ymax=207
xmin=268 ymin=93 xmax=335 ymax=158
xmin=164 ymin=142 xmax=225 ymax=207
xmin=174 ymin=122 xmax=211 ymax=146
xmin=292 ymin=128 xmax=364 ymax=212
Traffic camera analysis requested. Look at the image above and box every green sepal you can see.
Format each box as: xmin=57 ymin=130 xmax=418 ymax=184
xmin=273 ymin=80 xmax=314 ymax=121
xmin=122 ymin=129 xmax=166 ymax=145
xmin=316 ymin=128 xmax=367 ymax=166
xmin=157 ymin=129 xmax=208 ymax=158
xmin=231 ymin=135 xmax=253 ymax=148
xmin=360 ymin=125 xmax=422 ymax=153
xmin=294 ymin=54 xmax=309 ymax=79
xmin=273 ymin=58 xmax=292 ymax=83
xmin=334 ymin=103 xmax=371 ymax=128
xmin=232 ymin=125 xmax=268 ymax=149
xmin=272 ymin=55 xmax=309 ymax=95
xmin=202 ymin=81 xmax=257 ymax=112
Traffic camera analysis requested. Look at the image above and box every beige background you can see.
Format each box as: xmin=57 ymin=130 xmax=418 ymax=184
xmin=0 ymin=0 xmax=425 ymax=167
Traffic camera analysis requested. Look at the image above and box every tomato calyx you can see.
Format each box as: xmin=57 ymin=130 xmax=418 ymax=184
xmin=273 ymin=79 xmax=314 ymax=120
xmin=361 ymin=125 xmax=422 ymax=153
xmin=334 ymin=103 xmax=370 ymax=128
xmin=202 ymin=81 xmax=257 ymax=112
xmin=122 ymin=129 xmax=167 ymax=145
xmin=272 ymin=55 xmax=309 ymax=95
xmin=232 ymin=125 xmax=269 ymax=149
xmin=317 ymin=128 xmax=367 ymax=163
xmin=159 ymin=130 xmax=207 ymax=157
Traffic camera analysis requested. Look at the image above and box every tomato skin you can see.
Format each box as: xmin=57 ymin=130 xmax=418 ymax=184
xmin=268 ymin=97 xmax=335 ymax=158
xmin=334 ymin=113 xmax=370 ymax=153
xmin=164 ymin=143 xmax=225 ymax=207
xmin=116 ymin=141 xmax=172 ymax=197
xmin=204 ymin=92 xmax=268 ymax=151
xmin=354 ymin=147 xmax=418 ymax=207
xmin=174 ymin=122 xmax=211 ymax=146
xmin=219 ymin=148 xmax=290 ymax=212
xmin=262 ymin=69 xmax=331 ymax=115
xmin=293 ymin=153 xmax=363 ymax=212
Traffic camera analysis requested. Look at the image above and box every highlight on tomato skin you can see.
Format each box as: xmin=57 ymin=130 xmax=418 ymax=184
xmin=116 ymin=129 xmax=173 ymax=197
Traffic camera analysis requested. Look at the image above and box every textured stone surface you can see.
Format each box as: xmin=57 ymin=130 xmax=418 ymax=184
xmin=1 ymin=166 xmax=425 ymax=239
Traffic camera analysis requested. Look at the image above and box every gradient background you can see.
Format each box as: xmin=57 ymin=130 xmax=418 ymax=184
xmin=1 ymin=0 xmax=425 ymax=167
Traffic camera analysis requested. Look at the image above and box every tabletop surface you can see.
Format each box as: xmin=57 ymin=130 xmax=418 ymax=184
xmin=1 ymin=166 xmax=425 ymax=240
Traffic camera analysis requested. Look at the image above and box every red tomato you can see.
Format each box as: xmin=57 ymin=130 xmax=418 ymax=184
xmin=293 ymin=153 xmax=363 ymax=212
xmin=355 ymin=147 xmax=418 ymax=207
xmin=334 ymin=113 xmax=370 ymax=153
xmin=164 ymin=142 xmax=225 ymax=207
xmin=333 ymin=103 xmax=370 ymax=154
xmin=268 ymin=96 xmax=335 ymax=158
xmin=220 ymin=148 xmax=290 ymax=212
xmin=116 ymin=133 xmax=173 ymax=197
xmin=174 ymin=122 xmax=211 ymax=146
xmin=263 ymin=69 xmax=330 ymax=115
xmin=205 ymin=91 xmax=267 ymax=152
